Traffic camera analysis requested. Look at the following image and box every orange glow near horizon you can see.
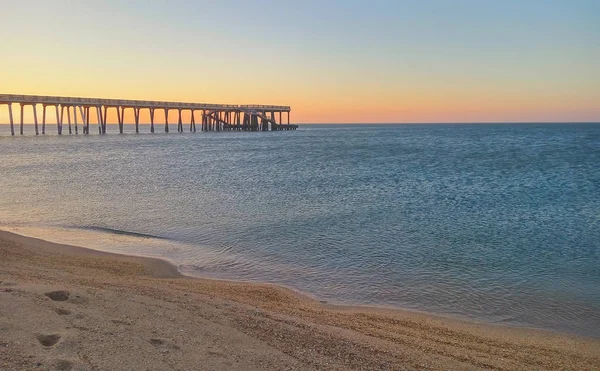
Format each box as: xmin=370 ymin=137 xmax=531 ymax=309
xmin=1 ymin=86 xmax=598 ymax=124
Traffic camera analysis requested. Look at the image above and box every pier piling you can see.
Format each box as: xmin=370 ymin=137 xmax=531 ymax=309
xmin=73 ymin=106 xmax=78 ymax=134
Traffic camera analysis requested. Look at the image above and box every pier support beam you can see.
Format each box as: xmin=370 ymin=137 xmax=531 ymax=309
xmin=33 ymin=104 xmax=38 ymax=135
xmin=8 ymin=103 xmax=14 ymax=136
xmin=84 ymin=107 xmax=90 ymax=134
xmin=60 ymin=106 xmax=65 ymax=133
xmin=60 ymin=105 xmax=70 ymax=135
xmin=79 ymin=107 xmax=84 ymax=134
xmin=73 ymin=106 xmax=78 ymax=134
xmin=102 ymin=106 xmax=108 ymax=133
xmin=96 ymin=106 xmax=101 ymax=134
xmin=117 ymin=106 xmax=124 ymax=134
xmin=42 ymin=105 xmax=47 ymax=134
xmin=55 ymin=105 xmax=62 ymax=135
xmin=79 ymin=106 xmax=87 ymax=134
xmin=96 ymin=107 xmax=103 ymax=134
xmin=18 ymin=104 xmax=39 ymax=135
xmin=177 ymin=109 xmax=183 ymax=132
xmin=98 ymin=106 xmax=104 ymax=134
xmin=164 ymin=108 xmax=169 ymax=133
xmin=134 ymin=107 xmax=140 ymax=133
xmin=19 ymin=104 xmax=24 ymax=135
xmin=150 ymin=108 xmax=155 ymax=133
xmin=190 ymin=110 xmax=196 ymax=132
xmin=66 ymin=106 xmax=72 ymax=134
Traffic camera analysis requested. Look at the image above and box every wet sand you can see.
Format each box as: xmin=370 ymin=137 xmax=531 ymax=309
xmin=0 ymin=229 xmax=598 ymax=370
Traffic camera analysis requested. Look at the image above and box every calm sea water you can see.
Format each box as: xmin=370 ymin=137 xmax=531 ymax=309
xmin=1 ymin=123 xmax=599 ymax=337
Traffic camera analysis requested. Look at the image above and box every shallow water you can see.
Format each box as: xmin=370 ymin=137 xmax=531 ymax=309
xmin=1 ymin=123 xmax=599 ymax=337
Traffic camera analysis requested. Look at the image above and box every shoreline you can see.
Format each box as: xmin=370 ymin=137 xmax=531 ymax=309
xmin=2 ymin=226 xmax=591 ymax=339
xmin=1 ymin=229 xmax=599 ymax=369
xmin=2 ymin=225 xmax=596 ymax=340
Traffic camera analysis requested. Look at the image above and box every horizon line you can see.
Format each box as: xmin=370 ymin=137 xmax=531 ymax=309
xmin=2 ymin=121 xmax=599 ymax=126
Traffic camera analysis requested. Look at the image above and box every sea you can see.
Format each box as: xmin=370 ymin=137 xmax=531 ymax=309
xmin=1 ymin=123 xmax=598 ymax=338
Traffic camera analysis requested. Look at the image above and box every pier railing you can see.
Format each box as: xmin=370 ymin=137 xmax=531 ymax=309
xmin=0 ymin=94 xmax=290 ymax=111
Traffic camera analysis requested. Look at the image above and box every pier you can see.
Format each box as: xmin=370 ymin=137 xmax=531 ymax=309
xmin=0 ymin=94 xmax=296 ymax=135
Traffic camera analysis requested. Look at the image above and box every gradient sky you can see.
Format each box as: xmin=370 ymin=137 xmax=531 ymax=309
xmin=0 ymin=0 xmax=598 ymax=123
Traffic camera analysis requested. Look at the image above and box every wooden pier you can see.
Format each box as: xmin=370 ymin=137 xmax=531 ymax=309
xmin=0 ymin=94 xmax=297 ymax=135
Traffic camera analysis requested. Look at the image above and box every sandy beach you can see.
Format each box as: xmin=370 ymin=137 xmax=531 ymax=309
xmin=0 ymin=229 xmax=598 ymax=370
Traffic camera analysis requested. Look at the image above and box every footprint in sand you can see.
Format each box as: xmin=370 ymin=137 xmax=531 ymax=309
xmin=111 ymin=319 xmax=132 ymax=326
xmin=45 ymin=290 xmax=88 ymax=305
xmin=54 ymin=308 xmax=72 ymax=316
xmin=37 ymin=334 xmax=61 ymax=347
xmin=149 ymin=338 xmax=180 ymax=351
xmin=53 ymin=359 xmax=74 ymax=370
xmin=45 ymin=291 xmax=70 ymax=302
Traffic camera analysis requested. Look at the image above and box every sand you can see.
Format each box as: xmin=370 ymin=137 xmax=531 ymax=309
xmin=0 ymin=230 xmax=598 ymax=370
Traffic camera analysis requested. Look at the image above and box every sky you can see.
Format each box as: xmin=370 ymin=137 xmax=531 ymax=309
xmin=0 ymin=0 xmax=598 ymax=124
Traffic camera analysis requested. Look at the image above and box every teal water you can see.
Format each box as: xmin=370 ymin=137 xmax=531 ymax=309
xmin=1 ymin=123 xmax=599 ymax=337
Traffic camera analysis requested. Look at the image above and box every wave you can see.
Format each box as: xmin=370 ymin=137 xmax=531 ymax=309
xmin=70 ymin=225 xmax=169 ymax=241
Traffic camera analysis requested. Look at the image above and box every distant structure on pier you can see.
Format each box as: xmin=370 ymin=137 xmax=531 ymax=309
xmin=0 ymin=94 xmax=296 ymax=135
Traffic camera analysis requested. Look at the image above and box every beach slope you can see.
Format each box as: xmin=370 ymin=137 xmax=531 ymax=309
xmin=1 ymin=230 xmax=598 ymax=370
